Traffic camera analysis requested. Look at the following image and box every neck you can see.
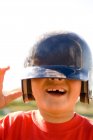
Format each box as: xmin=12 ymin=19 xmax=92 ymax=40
xmin=37 ymin=109 xmax=75 ymax=123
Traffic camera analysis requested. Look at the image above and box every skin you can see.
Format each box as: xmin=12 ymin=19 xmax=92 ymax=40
xmin=31 ymin=78 xmax=81 ymax=123
xmin=0 ymin=67 xmax=22 ymax=108
xmin=0 ymin=66 xmax=81 ymax=124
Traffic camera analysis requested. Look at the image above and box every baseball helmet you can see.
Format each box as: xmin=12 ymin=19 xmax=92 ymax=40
xmin=21 ymin=32 xmax=93 ymax=103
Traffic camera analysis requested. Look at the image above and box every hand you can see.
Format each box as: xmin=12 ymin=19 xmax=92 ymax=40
xmin=0 ymin=66 xmax=22 ymax=108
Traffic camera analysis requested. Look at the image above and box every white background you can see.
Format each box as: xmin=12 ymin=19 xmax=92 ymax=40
xmin=0 ymin=0 xmax=93 ymax=90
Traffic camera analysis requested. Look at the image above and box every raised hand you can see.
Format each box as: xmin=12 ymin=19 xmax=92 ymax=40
xmin=0 ymin=66 xmax=22 ymax=108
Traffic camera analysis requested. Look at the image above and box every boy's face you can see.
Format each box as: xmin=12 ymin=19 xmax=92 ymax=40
xmin=31 ymin=78 xmax=81 ymax=113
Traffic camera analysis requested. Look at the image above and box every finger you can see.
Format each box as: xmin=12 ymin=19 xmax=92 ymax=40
xmin=0 ymin=66 xmax=10 ymax=92
xmin=0 ymin=66 xmax=10 ymax=74
xmin=4 ymin=66 xmax=10 ymax=72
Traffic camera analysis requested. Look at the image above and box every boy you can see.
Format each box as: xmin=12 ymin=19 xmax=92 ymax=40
xmin=0 ymin=31 xmax=93 ymax=140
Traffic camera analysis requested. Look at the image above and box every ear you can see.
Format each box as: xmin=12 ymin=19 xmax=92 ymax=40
xmin=21 ymin=79 xmax=35 ymax=103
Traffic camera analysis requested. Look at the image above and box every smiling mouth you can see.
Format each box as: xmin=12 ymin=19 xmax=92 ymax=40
xmin=46 ymin=89 xmax=67 ymax=96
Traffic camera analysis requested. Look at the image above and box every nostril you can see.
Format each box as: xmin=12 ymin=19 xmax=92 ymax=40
xmin=51 ymin=78 xmax=54 ymax=80
xmin=49 ymin=78 xmax=64 ymax=81
xmin=58 ymin=78 xmax=62 ymax=80
xmin=49 ymin=78 xmax=54 ymax=80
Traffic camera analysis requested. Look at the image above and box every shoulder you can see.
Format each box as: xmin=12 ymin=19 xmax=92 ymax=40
xmin=71 ymin=114 xmax=93 ymax=139
xmin=0 ymin=110 xmax=39 ymax=139
xmin=77 ymin=113 xmax=93 ymax=124
xmin=77 ymin=114 xmax=93 ymax=133
xmin=80 ymin=115 xmax=93 ymax=126
xmin=0 ymin=110 xmax=37 ymax=127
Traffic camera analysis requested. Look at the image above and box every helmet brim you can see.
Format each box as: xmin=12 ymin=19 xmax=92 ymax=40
xmin=21 ymin=65 xmax=88 ymax=81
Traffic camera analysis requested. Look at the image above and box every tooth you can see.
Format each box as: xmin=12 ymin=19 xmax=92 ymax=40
xmin=59 ymin=89 xmax=64 ymax=92
xmin=48 ymin=89 xmax=52 ymax=91
xmin=47 ymin=88 xmax=65 ymax=92
xmin=53 ymin=89 xmax=56 ymax=91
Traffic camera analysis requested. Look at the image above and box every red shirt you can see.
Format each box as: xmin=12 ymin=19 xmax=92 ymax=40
xmin=0 ymin=110 xmax=93 ymax=140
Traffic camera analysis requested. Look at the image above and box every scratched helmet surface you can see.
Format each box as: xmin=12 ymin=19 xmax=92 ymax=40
xmin=21 ymin=32 xmax=92 ymax=103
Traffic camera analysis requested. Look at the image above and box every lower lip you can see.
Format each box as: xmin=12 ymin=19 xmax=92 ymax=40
xmin=47 ymin=92 xmax=66 ymax=96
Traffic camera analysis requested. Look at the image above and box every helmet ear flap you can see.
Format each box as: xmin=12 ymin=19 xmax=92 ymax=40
xmin=80 ymin=81 xmax=89 ymax=103
xmin=21 ymin=79 xmax=35 ymax=102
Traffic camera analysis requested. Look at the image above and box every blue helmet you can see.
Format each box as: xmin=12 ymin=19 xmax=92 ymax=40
xmin=21 ymin=32 xmax=93 ymax=103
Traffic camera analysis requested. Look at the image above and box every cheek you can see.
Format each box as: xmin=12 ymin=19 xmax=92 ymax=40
xmin=31 ymin=83 xmax=42 ymax=100
xmin=69 ymin=81 xmax=81 ymax=100
xmin=31 ymin=79 xmax=46 ymax=99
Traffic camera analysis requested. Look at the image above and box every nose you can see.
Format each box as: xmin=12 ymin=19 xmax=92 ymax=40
xmin=48 ymin=78 xmax=67 ymax=86
xmin=49 ymin=78 xmax=65 ymax=81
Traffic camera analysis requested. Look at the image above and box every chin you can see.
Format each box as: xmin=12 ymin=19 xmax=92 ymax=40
xmin=45 ymin=105 xmax=68 ymax=113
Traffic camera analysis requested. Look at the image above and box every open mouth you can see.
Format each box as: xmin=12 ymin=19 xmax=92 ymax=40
xmin=46 ymin=89 xmax=67 ymax=96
